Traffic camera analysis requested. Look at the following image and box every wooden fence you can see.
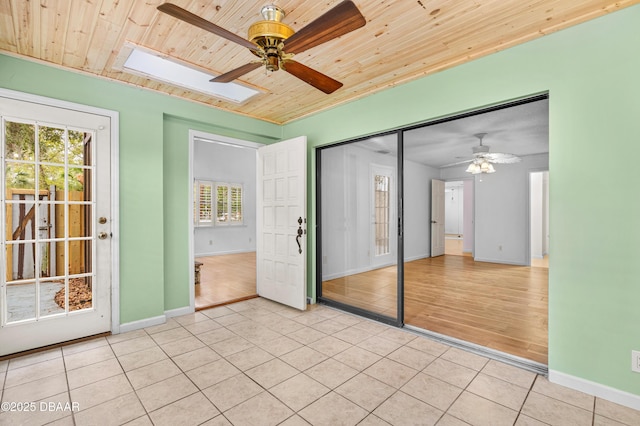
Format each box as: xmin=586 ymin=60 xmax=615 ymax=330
xmin=5 ymin=188 xmax=87 ymax=282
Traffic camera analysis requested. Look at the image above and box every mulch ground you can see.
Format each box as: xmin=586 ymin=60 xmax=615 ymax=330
xmin=54 ymin=278 xmax=93 ymax=310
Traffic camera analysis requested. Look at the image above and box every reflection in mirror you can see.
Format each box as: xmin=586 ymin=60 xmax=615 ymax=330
xmin=320 ymin=135 xmax=398 ymax=320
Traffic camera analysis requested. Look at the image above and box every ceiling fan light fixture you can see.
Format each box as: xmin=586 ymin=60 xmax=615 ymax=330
xmin=466 ymin=159 xmax=495 ymax=174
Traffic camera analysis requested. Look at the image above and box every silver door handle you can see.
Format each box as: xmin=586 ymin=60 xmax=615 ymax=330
xmin=98 ymin=232 xmax=109 ymax=240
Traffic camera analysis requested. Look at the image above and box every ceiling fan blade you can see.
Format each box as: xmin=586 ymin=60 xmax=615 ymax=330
xmin=210 ymin=62 xmax=262 ymax=83
xmin=157 ymin=3 xmax=257 ymax=51
xmin=441 ymin=159 xmax=473 ymax=168
xmin=283 ymin=0 xmax=366 ymax=54
xmin=484 ymin=153 xmax=522 ymax=164
xmin=283 ymin=60 xmax=343 ymax=94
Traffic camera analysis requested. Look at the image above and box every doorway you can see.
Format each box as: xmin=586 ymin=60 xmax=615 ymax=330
xmin=1 ymin=90 xmax=117 ymax=356
xmin=530 ymin=171 xmax=550 ymax=268
xmin=317 ymin=95 xmax=549 ymax=366
xmin=442 ymin=180 xmax=474 ymax=256
xmin=190 ymin=132 xmax=260 ymax=310
xmin=189 ymin=133 xmax=309 ymax=312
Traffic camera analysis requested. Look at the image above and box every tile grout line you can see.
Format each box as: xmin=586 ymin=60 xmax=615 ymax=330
xmin=59 ymin=347 xmax=76 ymax=425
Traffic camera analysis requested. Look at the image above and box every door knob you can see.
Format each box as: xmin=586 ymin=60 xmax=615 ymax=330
xmin=98 ymin=232 xmax=109 ymax=240
xmin=296 ymin=217 xmax=304 ymax=254
xmin=98 ymin=217 xmax=108 ymax=224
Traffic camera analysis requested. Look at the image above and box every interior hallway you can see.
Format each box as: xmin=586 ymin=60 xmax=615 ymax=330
xmin=2 ymin=297 xmax=637 ymax=425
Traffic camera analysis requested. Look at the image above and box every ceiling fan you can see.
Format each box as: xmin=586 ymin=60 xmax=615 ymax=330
xmin=445 ymin=133 xmax=521 ymax=174
xmin=156 ymin=1 xmax=366 ymax=94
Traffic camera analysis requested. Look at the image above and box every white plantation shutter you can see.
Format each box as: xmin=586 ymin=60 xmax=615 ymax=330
xmin=215 ymin=183 xmax=228 ymax=224
xmin=230 ymin=185 xmax=243 ymax=224
xmin=194 ymin=180 xmax=213 ymax=226
xmin=203 ymin=182 xmax=244 ymax=226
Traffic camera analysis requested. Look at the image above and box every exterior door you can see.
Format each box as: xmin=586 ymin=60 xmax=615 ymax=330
xmin=1 ymin=92 xmax=112 ymax=355
xmin=431 ymin=179 xmax=445 ymax=257
xmin=256 ymin=136 xmax=307 ymax=310
xmin=370 ymin=164 xmax=396 ymax=268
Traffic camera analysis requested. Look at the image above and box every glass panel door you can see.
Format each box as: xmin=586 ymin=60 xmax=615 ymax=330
xmin=1 ymin=93 xmax=112 ymax=356
xmin=318 ymin=134 xmax=399 ymax=322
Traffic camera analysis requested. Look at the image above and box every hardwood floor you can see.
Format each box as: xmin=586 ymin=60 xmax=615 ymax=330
xmin=322 ymin=255 xmax=548 ymax=364
xmin=322 ymin=267 xmax=398 ymax=318
xmin=195 ymin=252 xmax=257 ymax=310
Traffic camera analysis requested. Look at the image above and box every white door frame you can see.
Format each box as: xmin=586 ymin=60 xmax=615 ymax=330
xmin=430 ymin=179 xmax=445 ymax=257
xmin=527 ymin=169 xmax=549 ymax=267
xmin=187 ymin=130 xmax=262 ymax=311
xmin=0 ymin=88 xmax=120 ymax=335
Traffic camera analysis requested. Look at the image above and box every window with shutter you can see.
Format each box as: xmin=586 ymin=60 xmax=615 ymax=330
xmin=194 ymin=180 xmax=213 ymax=226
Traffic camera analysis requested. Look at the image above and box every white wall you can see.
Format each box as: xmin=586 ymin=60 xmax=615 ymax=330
xmin=321 ymin=143 xmax=434 ymax=279
xmin=322 ymin=147 xmax=548 ymax=275
xmin=321 ymin=144 xmax=395 ymax=279
xmin=193 ymin=140 xmax=256 ymax=256
xmin=441 ymin=153 xmax=549 ymax=265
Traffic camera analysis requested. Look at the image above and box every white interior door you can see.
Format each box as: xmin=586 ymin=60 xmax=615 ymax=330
xmin=431 ymin=179 xmax=445 ymax=257
xmin=256 ymin=136 xmax=307 ymax=310
xmin=1 ymin=93 xmax=112 ymax=355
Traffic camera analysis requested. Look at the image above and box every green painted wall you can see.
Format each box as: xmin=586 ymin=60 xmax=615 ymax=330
xmin=283 ymin=5 xmax=640 ymax=396
xmin=0 ymin=54 xmax=280 ymax=323
xmin=162 ymin=114 xmax=279 ymax=311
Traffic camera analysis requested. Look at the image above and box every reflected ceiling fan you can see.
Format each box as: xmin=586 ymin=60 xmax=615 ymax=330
xmin=157 ymin=1 xmax=366 ymax=94
xmin=445 ymin=133 xmax=521 ymax=174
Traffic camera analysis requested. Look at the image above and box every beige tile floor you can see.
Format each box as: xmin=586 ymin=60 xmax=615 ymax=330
xmin=1 ymin=297 xmax=639 ymax=426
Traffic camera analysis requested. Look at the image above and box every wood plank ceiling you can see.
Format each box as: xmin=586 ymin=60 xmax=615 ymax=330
xmin=0 ymin=0 xmax=637 ymax=124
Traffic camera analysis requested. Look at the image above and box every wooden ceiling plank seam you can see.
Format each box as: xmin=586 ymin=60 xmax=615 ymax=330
xmin=104 ymin=0 xmax=164 ymax=75
xmin=84 ymin=0 xmax=137 ymax=73
xmin=61 ymin=0 xmax=105 ymax=69
xmin=39 ymin=0 xmax=73 ymax=65
xmin=0 ymin=0 xmax=17 ymax=52
xmin=10 ymin=0 xmax=35 ymax=56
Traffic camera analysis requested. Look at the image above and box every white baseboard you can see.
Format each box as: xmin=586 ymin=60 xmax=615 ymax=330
xmin=117 ymin=306 xmax=194 ymax=334
xmin=165 ymin=306 xmax=194 ymax=318
xmin=474 ymin=257 xmax=527 ymax=266
xmin=323 ymin=256 xmax=429 ymax=280
xmin=404 ymin=253 xmax=430 ymax=262
xmin=119 ymin=314 xmax=166 ymax=334
xmin=549 ymin=369 xmax=640 ymax=411
xmin=323 ymin=262 xmax=396 ymax=281
xmin=195 ymin=249 xmax=256 ymax=257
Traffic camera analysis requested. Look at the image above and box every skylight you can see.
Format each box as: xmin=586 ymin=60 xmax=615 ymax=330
xmin=123 ymin=48 xmax=260 ymax=103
